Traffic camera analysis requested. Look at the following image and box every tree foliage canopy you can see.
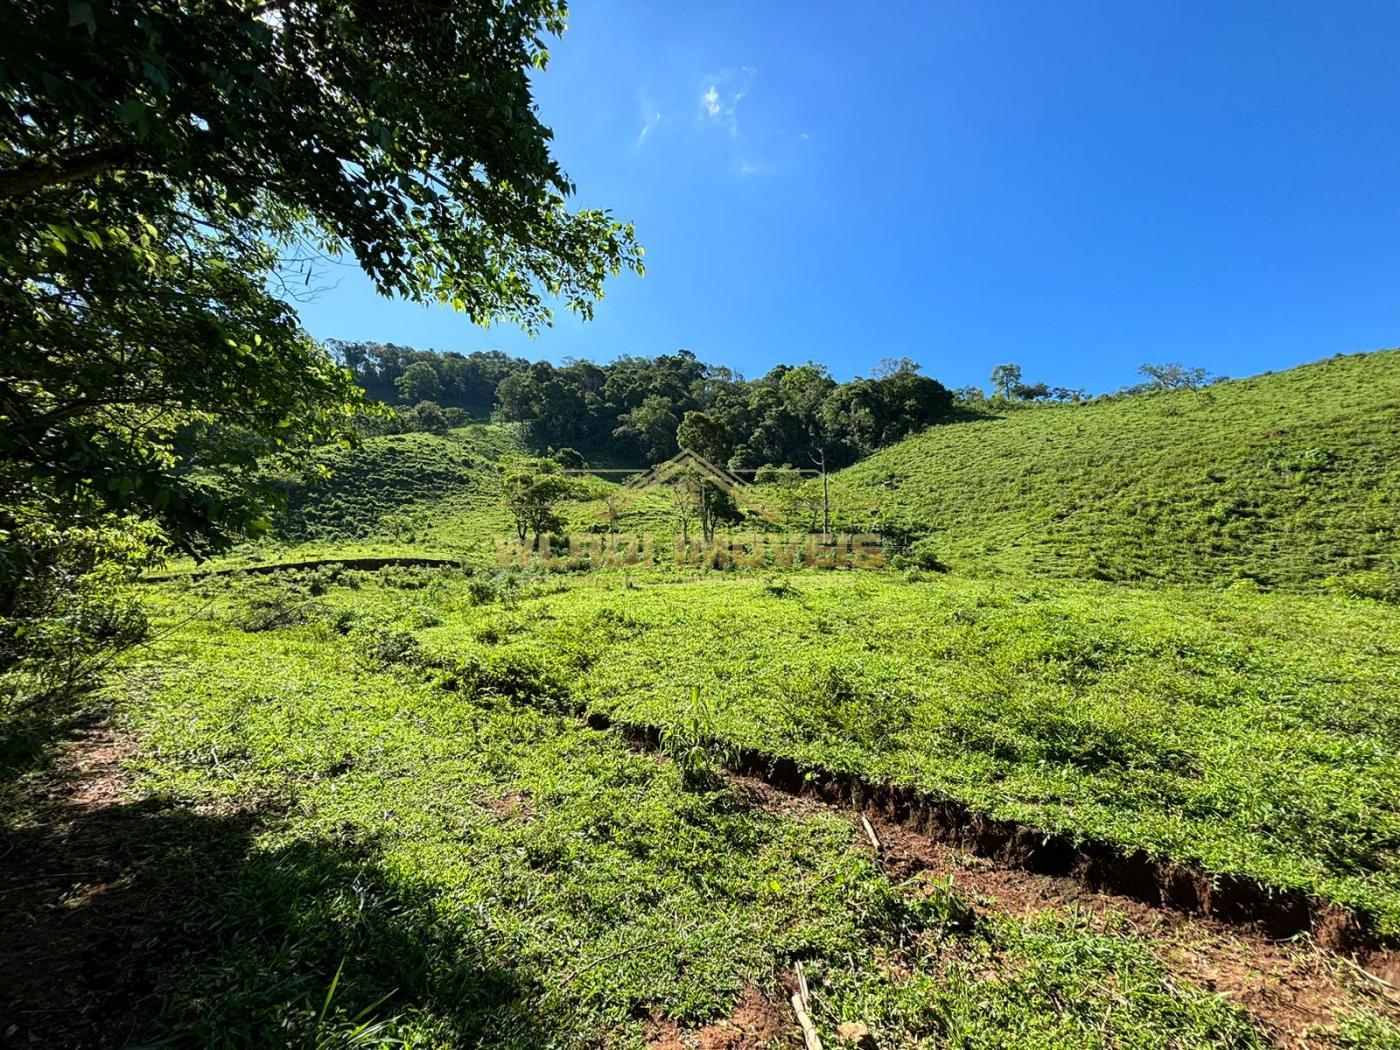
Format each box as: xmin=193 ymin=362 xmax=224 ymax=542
xmin=1 ymin=0 xmax=640 ymax=694
xmin=1 ymin=0 xmax=640 ymax=555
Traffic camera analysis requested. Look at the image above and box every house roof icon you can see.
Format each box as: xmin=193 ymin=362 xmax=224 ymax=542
xmin=591 ymin=447 xmax=782 ymax=524
xmin=624 ymin=448 xmax=750 ymax=494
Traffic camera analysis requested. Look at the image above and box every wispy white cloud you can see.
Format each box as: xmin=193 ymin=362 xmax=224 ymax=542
xmin=698 ymin=67 xmax=756 ymax=137
xmin=635 ymin=108 xmax=662 ymax=150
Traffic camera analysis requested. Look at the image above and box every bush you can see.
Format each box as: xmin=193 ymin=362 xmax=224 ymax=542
xmin=659 ymin=687 xmax=736 ymax=790
xmin=355 ymin=626 xmax=423 ymax=667
xmin=0 ymin=512 xmax=159 ymax=713
xmin=891 ymin=537 xmax=948 ymax=573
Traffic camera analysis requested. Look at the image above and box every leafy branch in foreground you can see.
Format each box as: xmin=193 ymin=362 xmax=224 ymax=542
xmin=1 ymin=0 xmax=640 ymax=696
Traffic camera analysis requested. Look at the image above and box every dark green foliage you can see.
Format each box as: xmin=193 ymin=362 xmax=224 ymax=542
xmin=332 ymin=342 xmax=531 ymax=416
xmin=0 ymin=0 xmax=641 ymax=324
xmin=502 ymin=458 xmax=571 ymax=544
xmin=490 ymin=351 xmax=956 ymax=468
xmin=0 ymin=511 xmax=156 ymax=710
xmin=396 ymin=362 xmax=442 ymax=405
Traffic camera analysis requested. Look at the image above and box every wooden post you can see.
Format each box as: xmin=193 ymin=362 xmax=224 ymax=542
xmin=790 ymin=993 xmax=823 ymax=1050
xmin=811 ymin=447 xmax=830 ymax=540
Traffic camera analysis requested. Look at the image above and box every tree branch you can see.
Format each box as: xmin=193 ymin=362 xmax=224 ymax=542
xmin=0 ymin=146 xmax=138 ymax=200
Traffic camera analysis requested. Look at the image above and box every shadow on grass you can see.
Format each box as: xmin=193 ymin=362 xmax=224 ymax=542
xmin=0 ymin=779 xmax=552 ymax=1047
xmin=0 ymin=704 xmax=101 ymax=794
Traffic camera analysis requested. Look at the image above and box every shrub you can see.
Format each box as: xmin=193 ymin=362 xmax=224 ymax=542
xmin=355 ymin=626 xmax=422 ymax=667
xmin=236 ymin=594 xmax=316 ymax=633
xmin=659 ymin=687 xmax=736 ymax=790
xmin=0 ymin=512 xmax=159 ymax=713
xmin=892 ymin=537 xmax=948 ymax=573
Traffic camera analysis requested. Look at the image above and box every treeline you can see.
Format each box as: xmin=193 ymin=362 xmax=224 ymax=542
xmin=332 ymin=342 xmax=956 ymax=470
xmin=329 ymin=341 xmax=530 ymax=415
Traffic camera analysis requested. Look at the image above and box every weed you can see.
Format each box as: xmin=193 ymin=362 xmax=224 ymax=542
xmin=659 ymin=687 xmax=737 ymax=790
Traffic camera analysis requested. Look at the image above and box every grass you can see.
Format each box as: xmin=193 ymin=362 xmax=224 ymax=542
xmin=170 ymin=423 xmax=679 ymax=575
xmin=269 ymin=567 xmax=1400 ymax=936
xmin=826 ymin=349 xmax=1400 ymax=593
xmin=36 ymin=573 xmax=1280 ymax=1047
xmin=30 ymin=349 xmax=1400 ymax=1044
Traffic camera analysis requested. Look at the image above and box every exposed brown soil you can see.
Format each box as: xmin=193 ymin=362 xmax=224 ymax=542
xmin=644 ymin=985 xmax=790 ymax=1049
xmin=0 ymin=722 xmax=142 ymax=1047
xmin=733 ymin=774 xmax=1400 ymax=1049
xmin=585 ymin=712 xmax=1395 ymax=958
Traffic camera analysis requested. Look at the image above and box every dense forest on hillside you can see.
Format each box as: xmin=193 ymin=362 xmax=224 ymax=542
xmin=331 ymin=340 xmax=959 ymax=469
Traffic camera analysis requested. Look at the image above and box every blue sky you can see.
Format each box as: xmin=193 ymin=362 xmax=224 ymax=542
xmin=294 ymin=1 xmax=1400 ymax=393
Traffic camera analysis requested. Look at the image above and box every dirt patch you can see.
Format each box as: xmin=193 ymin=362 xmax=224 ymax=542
xmin=732 ymin=774 xmax=1400 ymax=1049
xmin=483 ymin=789 xmax=535 ymax=821
xmin=0 ymin=722 xmax=140 ymax=1046
xmin=644 ymin=985 xmax=790 ymax=1049
xmin=586 ymin=711 xmax=1392 ymax=956
xmin=0 ymin=720 xmax=267 ymax=1048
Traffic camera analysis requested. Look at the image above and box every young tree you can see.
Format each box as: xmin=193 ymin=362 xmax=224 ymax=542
xmin=990 ymin=364 xmax=1023 ymax=398
xmin=671 ymin=466 xmax=702 ymax=545
xmin=698 ymin=479 xmax=741 ymax=543
xmin=502 ymin=459 xmax=570 ymax=545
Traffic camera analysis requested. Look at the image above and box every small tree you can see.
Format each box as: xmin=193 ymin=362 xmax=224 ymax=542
xmin=671 ymin=466 xmax=742 ymax=544
xmin=502 ymin=458 xmax=570 ymax=545
xmin=672 ymin=466 xmax=702 ymax=545
xmin=410 ymin=400 xmax=449 ymax=434
xmin=1139 ymin=363 xmax=1211 ymax=391
xmin=990 ymin=364 xmax=1023 ymax=398
xmin=698 ymin=478 xmax=741 ymax=543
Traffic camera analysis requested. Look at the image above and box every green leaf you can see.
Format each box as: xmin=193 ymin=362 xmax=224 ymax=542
xmin=67 ymin=0 xmax=95 ymax=34
xmin=142 ymin=60 xmax=170 ymax=92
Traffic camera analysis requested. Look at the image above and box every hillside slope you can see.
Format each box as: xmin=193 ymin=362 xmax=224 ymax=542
xmin=257 ymin=424 xmax=673 ymax=562
xmin=271 ymin=424 xmax=524 ymax=551
xmin=829 ymin=349 xmax=1400 ymax=592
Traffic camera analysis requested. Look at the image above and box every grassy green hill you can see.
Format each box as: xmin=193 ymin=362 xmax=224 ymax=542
xmin=191 ymin=424 xmax=674 ymax=570
xmin=275 ymin=424 xmax=524 ymax=544
xmin=828 ymin=349 xmax=1400 ymax=594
